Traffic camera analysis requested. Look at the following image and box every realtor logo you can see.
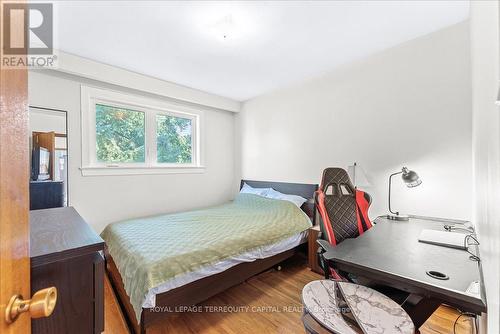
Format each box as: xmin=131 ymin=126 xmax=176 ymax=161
xmin=2 ymin=3 xmax=57 ymax=68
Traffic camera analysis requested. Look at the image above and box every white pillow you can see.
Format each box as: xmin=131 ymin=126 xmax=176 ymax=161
xmin=240 ymin=183 xmax=271 ymax=197
xmin=266 ymin=188 xmax=308 ymax=208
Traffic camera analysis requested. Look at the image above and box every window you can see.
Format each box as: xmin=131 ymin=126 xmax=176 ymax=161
xmin=81 ymin=86 xmax=204 ymax=176
xmin=156 ymin=114 xmax=193 ymax=164
xmin=96 ymin=104 xmax=146 ymax=163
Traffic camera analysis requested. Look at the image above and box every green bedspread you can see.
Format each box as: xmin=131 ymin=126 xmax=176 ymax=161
xmin=101 ymin=193 xmax=312 ymax=321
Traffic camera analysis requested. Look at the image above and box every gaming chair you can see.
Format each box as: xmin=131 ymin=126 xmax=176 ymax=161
xmin=314 ymin=167 xmax=410 ymax=305
xmin=314 ymin=167 xmax=373 ymax=279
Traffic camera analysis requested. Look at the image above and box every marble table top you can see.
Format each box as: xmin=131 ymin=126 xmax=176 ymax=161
xmin=302 ymin=280 xmax=415 ymax=334
xmin=337 ymin=282 xmax=414 ymax=334
xmin=302 ymin=280 xmax=362 ymax=334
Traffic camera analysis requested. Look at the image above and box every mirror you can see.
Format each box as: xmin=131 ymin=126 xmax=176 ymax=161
xmin=29 ymin=107 xmax=68 ymax=210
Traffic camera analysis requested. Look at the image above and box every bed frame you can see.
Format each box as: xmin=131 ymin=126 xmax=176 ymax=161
xmin=105 ymin=180 xmax=318 ymax=333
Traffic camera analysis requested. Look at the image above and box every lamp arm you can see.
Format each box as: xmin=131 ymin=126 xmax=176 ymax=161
xmin=388 ymin=171 xmax=403 ymax=215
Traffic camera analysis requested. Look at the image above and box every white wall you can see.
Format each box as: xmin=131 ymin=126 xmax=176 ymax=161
xmin=470 ymin=1 xmax=500 ymax=332
xmin=29 ymin=70 xmax=236 ymax=233
xmin=237 ymin=22 xmax=472 ymax=221
xmin=29 ymin=108 xmax=67 ymax=134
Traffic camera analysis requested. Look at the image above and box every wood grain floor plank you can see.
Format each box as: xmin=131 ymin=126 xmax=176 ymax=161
xmin=104 ymin=274 xmax=130 ymax=334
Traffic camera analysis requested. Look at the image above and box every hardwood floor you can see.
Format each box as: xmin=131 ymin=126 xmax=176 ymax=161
xmin=104 ymin=274 xmax=129 ymax=334
xmin=103 ymin=256 xmax=474 ymax=334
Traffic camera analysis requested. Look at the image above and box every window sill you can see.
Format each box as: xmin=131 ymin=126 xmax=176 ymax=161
xmin=80 ymin=165 xmax=206 ymax=176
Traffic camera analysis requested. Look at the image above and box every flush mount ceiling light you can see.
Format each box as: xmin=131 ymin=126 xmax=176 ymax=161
xmin=211 ymin=15 xmax=235 ymax=40
xmin=193 ymin=4 xmax=259 ymax=44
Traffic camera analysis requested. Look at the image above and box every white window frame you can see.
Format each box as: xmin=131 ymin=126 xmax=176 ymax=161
xmin=80 ymin=85 xmax=205 ymax=176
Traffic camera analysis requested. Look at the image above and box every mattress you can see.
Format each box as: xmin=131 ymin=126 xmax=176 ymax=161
xmin=142 ymin=229 xmax=308 ymax=309
xmin=101 ymin=193 xmax=312 ymax=322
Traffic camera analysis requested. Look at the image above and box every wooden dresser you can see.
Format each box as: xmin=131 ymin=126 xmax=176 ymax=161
xmin=29 ymin=180 xmax=65 ymax=210
xmin=30 ymin=207 xmax=105 ymax=334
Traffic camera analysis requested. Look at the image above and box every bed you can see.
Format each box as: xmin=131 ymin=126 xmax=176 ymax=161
xmin=103 ymin=180 xmax=318 ymax=333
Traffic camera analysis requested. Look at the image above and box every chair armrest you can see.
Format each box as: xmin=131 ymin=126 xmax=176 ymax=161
xmin=316 ymin=239 xmax=333 ymax=253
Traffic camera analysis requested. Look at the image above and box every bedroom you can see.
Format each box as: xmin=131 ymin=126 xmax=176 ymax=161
xmin=0 ymin=1 xmax=499 ymax=333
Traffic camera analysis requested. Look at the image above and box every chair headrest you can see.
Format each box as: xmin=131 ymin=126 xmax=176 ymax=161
xmin=320 ymin=167 xmax=355 ymax=197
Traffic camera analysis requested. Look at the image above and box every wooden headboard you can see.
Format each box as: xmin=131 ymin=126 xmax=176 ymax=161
xmin=240 ymin=180 xmax=318 ymax=223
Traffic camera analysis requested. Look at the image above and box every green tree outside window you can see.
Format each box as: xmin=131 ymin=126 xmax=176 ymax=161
xmin=95 ymin=104 xmax=193 ymax=164
xmin=156 ymin=114 xmax=192 ymax=164
xmin=96 ymin=104 xmax=146 ymax=163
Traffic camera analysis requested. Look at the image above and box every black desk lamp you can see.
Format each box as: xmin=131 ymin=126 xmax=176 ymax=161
xmin=388 ymin=167 xmax=422 ymax=221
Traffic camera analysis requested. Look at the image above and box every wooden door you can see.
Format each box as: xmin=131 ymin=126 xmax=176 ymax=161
xmin=0 ymin=1 xmax=31 ymax=332
xmin=33 ymin=131 xmax=56 ymax=179
xmin=1 ymin=3 xmax=58 ymax=332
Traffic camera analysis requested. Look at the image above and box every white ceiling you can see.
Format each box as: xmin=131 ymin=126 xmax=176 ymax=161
xmin=55 ymin=1 xmax=469 ymax=101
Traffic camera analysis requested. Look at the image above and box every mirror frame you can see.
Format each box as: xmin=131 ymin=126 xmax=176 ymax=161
xmin=29 ymin=106 xmax=70 ymax=206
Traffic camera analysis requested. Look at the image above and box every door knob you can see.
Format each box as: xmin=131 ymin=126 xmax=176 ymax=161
xmin=5 ymin=287 xmax=57 ymax=324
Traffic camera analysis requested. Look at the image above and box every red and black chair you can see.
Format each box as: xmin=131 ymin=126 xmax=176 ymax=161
xmin=314 ymin=167 xmax=373 ymax=280
xmin=315 ymin=167 xmax=409 ymax=304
